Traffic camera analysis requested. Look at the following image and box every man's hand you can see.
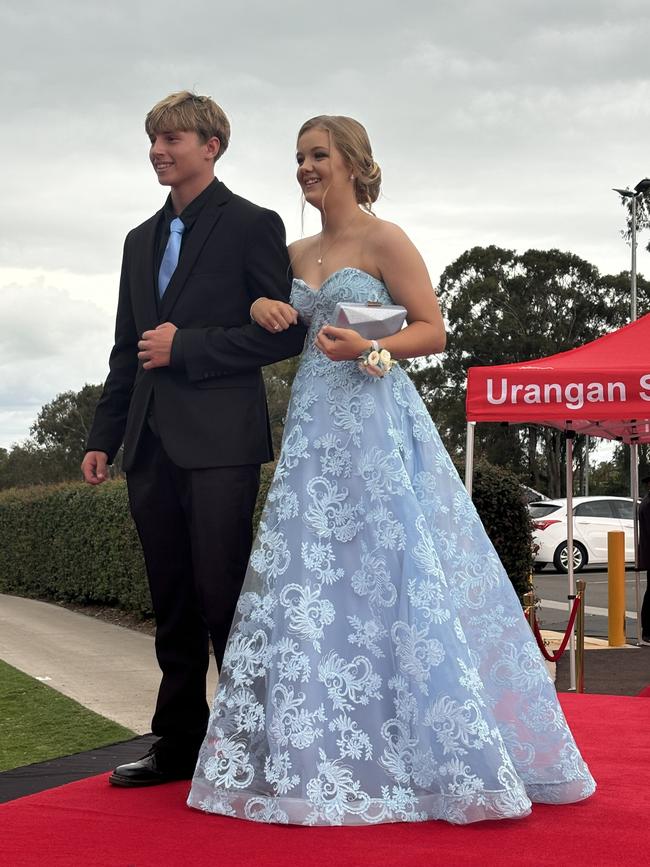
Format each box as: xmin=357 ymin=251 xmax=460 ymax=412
xmin=138 ymin=322 xmax=178 ymax=369
xmin=81 ymin=451 xmax=109 ymax=485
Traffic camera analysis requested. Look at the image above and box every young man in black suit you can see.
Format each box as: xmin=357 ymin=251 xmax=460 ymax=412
xmin=82 ymin=91 xmax=305 ymax=786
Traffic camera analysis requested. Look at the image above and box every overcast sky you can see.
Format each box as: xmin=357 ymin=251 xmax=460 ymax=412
xmin=1 ymin=0 xmax=649 ymax=449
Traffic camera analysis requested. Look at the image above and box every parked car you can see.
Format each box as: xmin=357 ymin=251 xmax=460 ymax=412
xmin=530 ymin=496 xmax=636 ymax=573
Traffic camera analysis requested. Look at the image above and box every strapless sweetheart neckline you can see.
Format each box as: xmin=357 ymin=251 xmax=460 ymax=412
xmin=292 ymin=266 xmax=384 ymax=294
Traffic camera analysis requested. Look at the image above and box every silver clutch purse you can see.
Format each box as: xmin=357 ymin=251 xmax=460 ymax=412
xmin=332 ymin=300 xmax=407 ymax=339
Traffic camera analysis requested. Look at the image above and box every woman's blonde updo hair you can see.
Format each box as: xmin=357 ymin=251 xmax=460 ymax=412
xmin=298 ymin=115 xmax=381 ymax=211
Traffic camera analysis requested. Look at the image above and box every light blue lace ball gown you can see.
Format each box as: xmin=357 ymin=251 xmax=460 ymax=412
xmin=188 ymin=268 xmax=595 ymax=825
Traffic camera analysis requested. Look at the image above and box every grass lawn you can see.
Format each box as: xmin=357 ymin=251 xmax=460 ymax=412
xmin=0 ymin=659 xmax=134 ymax=772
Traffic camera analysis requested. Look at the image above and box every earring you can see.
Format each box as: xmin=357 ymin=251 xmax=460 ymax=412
xmin=349 ymin=174 xmax=355 ymax=181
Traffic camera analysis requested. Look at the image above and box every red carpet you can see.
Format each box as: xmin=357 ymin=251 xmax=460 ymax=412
xmin=2 ymin=694 xmax=649 ymax=867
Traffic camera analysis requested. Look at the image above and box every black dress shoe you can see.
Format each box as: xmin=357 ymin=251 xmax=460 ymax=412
xmin=109 ymin=747 xmax=197 ymax=787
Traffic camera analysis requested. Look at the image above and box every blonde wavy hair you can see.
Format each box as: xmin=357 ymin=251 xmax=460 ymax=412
xmin=145 ymin=91 xmax=230 ymax=161
xmin=297 ymin=115 xmax=381 ymax=211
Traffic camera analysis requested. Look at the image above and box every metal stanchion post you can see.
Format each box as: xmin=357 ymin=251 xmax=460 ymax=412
xmin=565 ymin=432 xmax=576 ymax=690
xmin=464 ymin=421 xmax=475 ymax=497
xmin=523 ymin=591 xmax=535 ymax=631
xmin=576 ymin=579 xmax=586 ymax=694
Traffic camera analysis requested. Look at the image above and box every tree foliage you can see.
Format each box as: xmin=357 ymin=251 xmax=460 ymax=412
xmin=4 ymin=244 xmax=650 ymax=499
xmin=588 ymin=444 xmax=650 ymax=496
xmin=413 ymin=246 xmax=650 ymax=495
xmin=617 ymin=187 xmax=650 ymax=250
xmin=30 ymin=384 xmax=103 ymax=458
xmin=0 ymin=359 xmax=301 ymax=491
xmin=0 ymin=441 xmax=74 ymax=490
xmin=472 ymin=461 xmax=533 ymax=598
xmin=0 ymin=384 xmax=111 ymax=491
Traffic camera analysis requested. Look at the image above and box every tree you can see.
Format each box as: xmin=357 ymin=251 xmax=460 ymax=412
xmin=413 ymin=246 xmax=649 ymax=495
xmin=591 ymin=443 xmax=650 ymax=496
xmin=31 ymin=384 xmax=103 ymax=457
xmin=0 ymin=363 xmax=302 ymax=493
xmin=616 ymin=186 xmax=650 ymax=252
xmin=0 ymin=441 xmax=72 ymax=489
xmin=0 ymin=384 xmax=112 ymax=491
xmin=29 ymin=383 xmax=118 ymax=478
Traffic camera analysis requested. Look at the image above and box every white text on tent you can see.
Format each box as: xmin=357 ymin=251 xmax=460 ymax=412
xmin=485 ymin=378 xmax=636 ymax=411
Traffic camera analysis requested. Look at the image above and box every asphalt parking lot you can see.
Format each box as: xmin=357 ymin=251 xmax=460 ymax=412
xmin=535 ymin=566 xmax=645 ymax=641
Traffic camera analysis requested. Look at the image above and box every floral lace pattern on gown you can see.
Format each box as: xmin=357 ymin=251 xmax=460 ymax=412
xmin=188 ymin=268 xmax=595 ymax=825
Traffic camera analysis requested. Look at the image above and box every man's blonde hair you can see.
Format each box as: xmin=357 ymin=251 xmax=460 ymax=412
xmin=145 ymin=91 xmax=230 ymax=160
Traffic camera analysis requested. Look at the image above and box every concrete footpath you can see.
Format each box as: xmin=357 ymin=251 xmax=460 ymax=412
xmin=2 ymin=594 xmax=558 ymax=732
xmin=2 ymin=594 xmax=646 ymax=734
xmin=0 ymin=594 xmax=218 ymax=734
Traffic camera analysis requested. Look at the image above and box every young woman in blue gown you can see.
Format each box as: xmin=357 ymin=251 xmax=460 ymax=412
xmin=187 ymin=115 xmax=595 ymax=825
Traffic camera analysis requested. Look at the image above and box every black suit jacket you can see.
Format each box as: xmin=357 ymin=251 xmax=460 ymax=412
xmin=87 ymin=181 xmax=306 ymax=471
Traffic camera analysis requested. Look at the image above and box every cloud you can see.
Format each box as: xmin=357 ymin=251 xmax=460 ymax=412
xmin=0 ymin=277 xmax=113 ymax=447
xmin=1 ymin=0 xmax=649 ymax=445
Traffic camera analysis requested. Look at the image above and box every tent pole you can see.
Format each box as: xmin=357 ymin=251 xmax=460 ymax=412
xmin=566 ymin=432 xmax=576 ymax=691
xmin=465 ymin=421 xmax=475 ymax=497
xmin=631 ymin=443 xmax=641 ymax=644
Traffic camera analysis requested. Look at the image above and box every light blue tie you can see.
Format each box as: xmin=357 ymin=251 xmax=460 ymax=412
xmin=158 ymin=217 xmax=185 ymax=297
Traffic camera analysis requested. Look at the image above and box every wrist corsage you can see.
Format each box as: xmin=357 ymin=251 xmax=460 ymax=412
xmin=358 ymin=340 xmax=396 ymax=378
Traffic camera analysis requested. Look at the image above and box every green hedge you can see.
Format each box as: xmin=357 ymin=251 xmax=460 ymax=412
xmin=0 ymin=459 xmax=532 ymax=615
xmin=0 ymin=481 xmax=151 ymax=613
xmin=0 ymin=467 xmax=277 ymax=616
xmin=471 ymin=461 xmax=533 ymax=599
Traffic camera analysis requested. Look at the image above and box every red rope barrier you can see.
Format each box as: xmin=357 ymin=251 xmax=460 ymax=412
xmin=530 ymin=596 xmax=581 ymax=662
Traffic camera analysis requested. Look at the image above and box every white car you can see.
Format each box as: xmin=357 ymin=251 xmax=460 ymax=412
xmin=530 ymin=496 xmax=636 ymax=573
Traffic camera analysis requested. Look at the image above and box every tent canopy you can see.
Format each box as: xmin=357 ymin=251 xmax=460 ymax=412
xmin=466 ymin=312 xmax=650 ymax=444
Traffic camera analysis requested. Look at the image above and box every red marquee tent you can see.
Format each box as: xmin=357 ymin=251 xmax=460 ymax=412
xmin=466 ymin=311 xmax=650 ymax=442
xmin=464 ymin=313 xmax=650 ymax=682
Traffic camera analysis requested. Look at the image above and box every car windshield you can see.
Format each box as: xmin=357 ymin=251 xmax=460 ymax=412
xmin=529 ymin=503 xmax=562 ymax=518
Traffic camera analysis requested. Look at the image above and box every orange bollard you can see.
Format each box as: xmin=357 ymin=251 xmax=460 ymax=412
xmin=607 ymin=531 xmax=626 ymax=647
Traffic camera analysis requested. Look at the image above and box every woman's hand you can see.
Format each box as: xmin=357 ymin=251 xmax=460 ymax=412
xmin=251 ymin=298 xmax=298 ymax=332
xmin=315 ymin=325 xmax=371 ymax=361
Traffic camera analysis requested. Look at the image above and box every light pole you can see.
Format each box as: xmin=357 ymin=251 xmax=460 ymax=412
xmin=613 ymin=178 xmax=650 ymax=645
xmin=613 ymin=178 xmax=650 ymax=320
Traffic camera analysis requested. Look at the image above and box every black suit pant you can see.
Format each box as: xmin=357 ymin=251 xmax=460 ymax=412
xmin=126 ymin=425 xmax=260 ymax=755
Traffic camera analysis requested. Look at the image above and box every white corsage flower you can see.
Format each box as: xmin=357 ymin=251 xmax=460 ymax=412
xmin=357 ymin=344 xmax=396 ymax=378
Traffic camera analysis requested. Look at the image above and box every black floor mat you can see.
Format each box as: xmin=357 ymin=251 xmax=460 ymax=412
xmin=0 ymin=733 xmax=158 ymax=804
xmin=556 ymin=645 xmax=650 ymax=694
